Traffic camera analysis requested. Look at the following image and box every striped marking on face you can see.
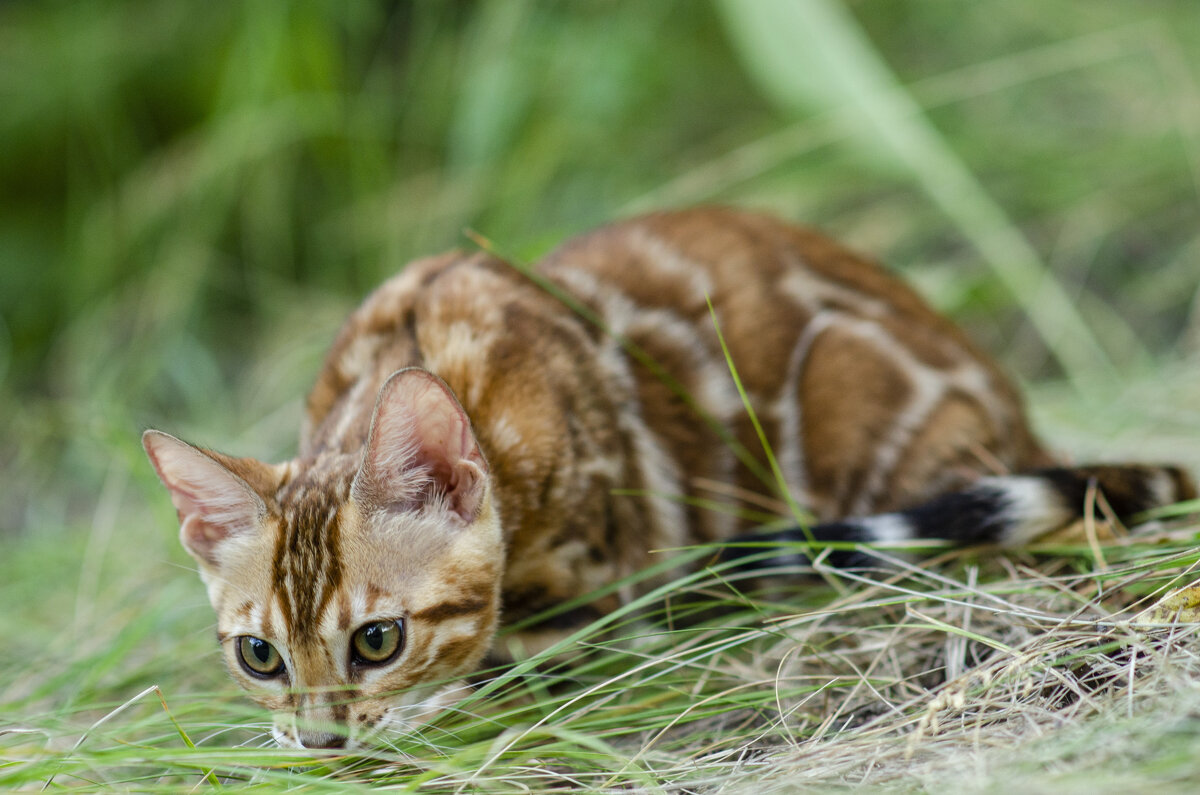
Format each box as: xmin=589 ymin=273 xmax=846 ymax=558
xmin=272 ymin=487 xmax=347 ymax=641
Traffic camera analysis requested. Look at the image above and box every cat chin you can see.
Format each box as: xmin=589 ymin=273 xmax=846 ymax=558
xmin=270 ymin=723 xmax=368 ymax=753
xmin=266 ymin=683 xmax=472 ymax=751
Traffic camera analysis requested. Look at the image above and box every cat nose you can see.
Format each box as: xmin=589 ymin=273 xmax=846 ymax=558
xmin=297 ymin=730 xmax=348 ymax=750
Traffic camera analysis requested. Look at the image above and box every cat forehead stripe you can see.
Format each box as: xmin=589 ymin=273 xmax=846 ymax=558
xmin=272 ymin=491 xmax=345 ymax=640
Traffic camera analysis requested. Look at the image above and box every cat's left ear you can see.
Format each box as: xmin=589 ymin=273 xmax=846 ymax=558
xmin=353 ymin=368 xmax=489 ymax=523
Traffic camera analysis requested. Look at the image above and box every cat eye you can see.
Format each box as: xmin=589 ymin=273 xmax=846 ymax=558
xmin=351 ymin=620 xmax=404 ymax=665
xmin=237 ymin=636 xmax=285 ymax=678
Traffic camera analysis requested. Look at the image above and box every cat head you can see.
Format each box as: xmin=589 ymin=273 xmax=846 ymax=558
xmin=143 ymin=368 xmax=503 ymax=750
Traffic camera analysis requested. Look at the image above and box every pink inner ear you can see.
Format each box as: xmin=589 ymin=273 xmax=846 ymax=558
xmin=179 ymin=513 xmax=238 ymax=558
xmin=356 ymin=369 xmax=488 ymax=522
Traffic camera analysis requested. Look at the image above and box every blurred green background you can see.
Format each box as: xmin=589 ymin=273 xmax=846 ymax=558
xmin=3 ymin=0 xmax=1200 ymax=600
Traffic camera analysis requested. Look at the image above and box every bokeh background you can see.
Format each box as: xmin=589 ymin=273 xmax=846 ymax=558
xmin=3 ymin=0 xmax=1200 ymax=760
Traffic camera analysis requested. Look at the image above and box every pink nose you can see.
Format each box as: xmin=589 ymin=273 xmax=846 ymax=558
xmin=297 ymin=731 xmax=347 ymax=750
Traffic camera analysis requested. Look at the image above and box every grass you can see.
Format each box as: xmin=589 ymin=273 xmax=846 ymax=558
xmin=8 ymin=534 xmax=1200 ymax=790
xmin=4 ymin=0 xmax=1200 ymax=791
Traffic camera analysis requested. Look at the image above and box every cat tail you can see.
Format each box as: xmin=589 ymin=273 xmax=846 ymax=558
xmin=719 ymin=465 xmax=1196 ymax=571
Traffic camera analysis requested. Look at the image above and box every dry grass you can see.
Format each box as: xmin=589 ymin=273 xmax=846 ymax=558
xmin=726 ymin=544 xmax=1200 ymax=791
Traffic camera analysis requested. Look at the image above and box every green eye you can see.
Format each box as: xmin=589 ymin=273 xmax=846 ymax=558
xmin=351 ymin=620 xmax=404 ymax=665
xmin=237 ymin=636 xmax=284 ymax=677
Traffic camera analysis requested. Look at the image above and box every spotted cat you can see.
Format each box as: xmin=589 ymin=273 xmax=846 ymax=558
xmin=143 ymin=207 xmax=1193 ymax=749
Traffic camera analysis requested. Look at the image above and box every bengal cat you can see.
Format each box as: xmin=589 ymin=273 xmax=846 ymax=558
xmin=143 ymin=207 xmax=1193 ymax=749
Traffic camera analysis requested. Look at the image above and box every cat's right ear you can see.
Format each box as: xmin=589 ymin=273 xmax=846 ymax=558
xmin=142 ymin=430 xmax=267 ymax=566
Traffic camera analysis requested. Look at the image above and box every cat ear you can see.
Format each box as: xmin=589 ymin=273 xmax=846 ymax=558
xmin=352 ymin=368 xmax=488 ymax=523
xmin=142 ymin=430 xmax=267 ymax=566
